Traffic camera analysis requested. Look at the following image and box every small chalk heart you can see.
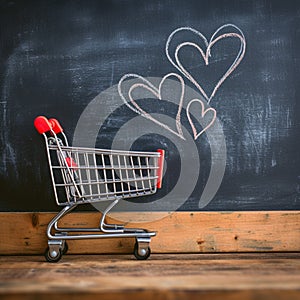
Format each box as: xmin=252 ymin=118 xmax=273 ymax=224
xmin=186 ymin=99 xmax=216 ymax=140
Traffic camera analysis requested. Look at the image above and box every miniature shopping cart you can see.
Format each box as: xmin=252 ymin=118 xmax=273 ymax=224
xmin=34 ymin=116 xmax=165 ymax=262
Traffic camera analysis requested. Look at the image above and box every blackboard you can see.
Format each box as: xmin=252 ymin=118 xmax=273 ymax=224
xmin=0 ymin=0 xmax=299 ymax=212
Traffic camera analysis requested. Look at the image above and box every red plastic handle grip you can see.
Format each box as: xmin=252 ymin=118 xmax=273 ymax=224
xmin=49 ymin=118 xmax=63 ymax=134
xmin=34 ymin=116 xmax=52 ymax=134
xmin=156 ymin=149 xmax=165 ymax=189
xmin=34 ymin=116 xmax=64 ymax=134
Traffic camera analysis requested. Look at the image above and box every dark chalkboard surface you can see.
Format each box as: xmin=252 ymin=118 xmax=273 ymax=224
xmin=0 ymin=0 xmax=299 ymax=212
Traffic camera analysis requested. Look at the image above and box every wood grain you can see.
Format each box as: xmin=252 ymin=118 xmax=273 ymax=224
xmin=0 ymin=253 xmax=300 ymax=300
xmin=0 ymin=211 xmax=299 ymax=255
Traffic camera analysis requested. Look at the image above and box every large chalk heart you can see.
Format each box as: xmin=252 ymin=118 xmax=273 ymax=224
xmin=166 ymin=25 xmax=246 ymax=104
xmin=118 ymin=73 xmax=185 ymax=140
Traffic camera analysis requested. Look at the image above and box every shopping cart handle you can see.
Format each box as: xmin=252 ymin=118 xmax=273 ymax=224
xmin=34 ymin=116 xmax=52 ymax=134
xmin=157 ymin=149 xmax=165 ymax=189
xmin=49 ymin=118 xmax=63 ymax=134
xmin=34 ymin=116 xmax=64 ymax=134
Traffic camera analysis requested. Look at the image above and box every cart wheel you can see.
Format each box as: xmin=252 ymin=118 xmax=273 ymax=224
xmin=134 ymin=242 xmax=151 ymax=260
xmin=62 ymin=242 xmax=68 ymax=255
xmin=45 ymin=247 xmax=62 ymax=263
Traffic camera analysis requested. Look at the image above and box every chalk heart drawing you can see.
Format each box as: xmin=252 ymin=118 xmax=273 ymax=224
xmin=166 ymin=24 xmax=246 ymax=104
xmin=118 ymin=73 xmax=185 ymax=140
xmin=186 ymin=99 xmax=217 ymax=140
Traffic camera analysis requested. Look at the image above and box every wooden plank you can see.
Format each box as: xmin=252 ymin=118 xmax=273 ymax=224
xmin=0 ymin=211 xmax=299 ymax=255
xmin=1 ymin=291 xmax=300 ymax=300
xmin=0 ymin=253 xmax=300 ymax=300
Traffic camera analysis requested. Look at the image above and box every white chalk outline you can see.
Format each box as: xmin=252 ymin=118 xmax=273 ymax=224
xmin=166 ymin=24 xmax=246 ymax=104
xmin=118 ymin=72 xmax=186 ymax=140
xmin=186 ymin=99 xmax=217 ymax=140
xmin=118 ymin=24 xmax=246 ymax=140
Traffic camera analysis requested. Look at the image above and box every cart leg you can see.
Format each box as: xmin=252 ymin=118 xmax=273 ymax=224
xmin=100 ymin=198 xmax=124 ymax=233
xmin=134 ymin=237 xmax=152 ymax=260
xmin=47 ymin=204 xmax=78 ymax=239
xmin=44 ymin=204 xmax=77 ymax=262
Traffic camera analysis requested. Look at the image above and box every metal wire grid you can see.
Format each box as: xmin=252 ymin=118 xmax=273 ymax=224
xmin=48 ymin=144 xmax=160 ymax=205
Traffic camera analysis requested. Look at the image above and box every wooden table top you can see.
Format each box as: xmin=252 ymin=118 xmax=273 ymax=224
xmin=0 ymin=253 xmax=300 ymax=300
